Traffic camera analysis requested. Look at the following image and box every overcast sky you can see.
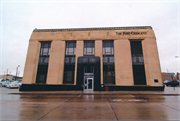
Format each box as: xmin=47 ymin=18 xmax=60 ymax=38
xmin=0 ymin=0 xmax=179 ymax=77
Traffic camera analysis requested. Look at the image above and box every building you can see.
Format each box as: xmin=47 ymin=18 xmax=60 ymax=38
xmin=0 ymin=75 xmax=22 ymax=81
xmin=161 ymin=72 xmax=173 ymax=81
xmin=0 ymin=75 xmax=13 ymax=80
xmin=20 ymin=26 xmax=164 ymax=91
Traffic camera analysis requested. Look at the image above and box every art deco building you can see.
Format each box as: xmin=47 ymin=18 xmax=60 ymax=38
xmin=20 ymin=26 xmax=164 ymax=91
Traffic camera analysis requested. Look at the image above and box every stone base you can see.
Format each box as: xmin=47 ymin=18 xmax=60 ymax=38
xmin=19 ymin=84 xmax=164 ymax=91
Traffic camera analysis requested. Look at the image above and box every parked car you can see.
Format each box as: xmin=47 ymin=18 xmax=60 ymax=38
xmin=1 ymin=81 xmax=11 ymax=87
xmin=166 ymin=80 xmax=179 ymax=87
xmin=163 ymin=80 xmax=169 ymax=85
xmin=6 ymin=81 xmax=20 ymax=89
xmin=0 ymin=79 xmax=6 ymax=87
xmin=18 ymin=81 xmax=22 ymax=87
xmin=176 ymin=80 xmax=180 ymax=86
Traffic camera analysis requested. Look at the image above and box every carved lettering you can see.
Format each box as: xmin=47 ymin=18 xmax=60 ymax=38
xmin=116 ymin=31 xmax=147 ymax=35
xmin=123 ymin=32 xmax=130 ymax=35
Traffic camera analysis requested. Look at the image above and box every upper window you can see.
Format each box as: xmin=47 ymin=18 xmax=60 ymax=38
xmin=66 ymin=42 xmax=76 ymax=56
xmin=84 ymin=41 xmax=95 ymax=56
xmin=40 ymin=43 xmax=51 ymax=56
xmin=103 ymin=41 xmax=114 ymax=55
xmin=38 ymin=42 xmax=51 ymax=64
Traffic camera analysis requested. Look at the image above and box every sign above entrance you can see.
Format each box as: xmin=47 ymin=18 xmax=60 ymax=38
xmin=116 ymin=31 xmax=147 ymax=35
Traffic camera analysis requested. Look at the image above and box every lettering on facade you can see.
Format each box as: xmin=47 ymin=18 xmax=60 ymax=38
xmin=116 ymin=31 xmax=147 ymax=35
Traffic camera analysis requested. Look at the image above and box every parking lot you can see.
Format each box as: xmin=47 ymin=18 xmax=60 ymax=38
xmin=0 ymin=86 xmax=180 ymax=120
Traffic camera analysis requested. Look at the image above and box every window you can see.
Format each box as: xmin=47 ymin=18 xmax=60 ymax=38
xmin=103 ymin=41 xmax=115 ymax=84
xmin=84 ymin=41 xmax=95 ymax=56
xmin=130 ymin=41 xmax=146 ymax=85
xmin=154 ymin=79 xmax=158 ymax=83
xmin=63 ymin=42 xmax=76 ymax=84
xmin=36 ymin=42 xmax=51 ymax=83
xmin=66 ymin=42 xmax=76 ymax=56
xmin=38 ymin=43 xmax=51 ymax=64
xmin=103 ymin=41 xmax=114 ymax=55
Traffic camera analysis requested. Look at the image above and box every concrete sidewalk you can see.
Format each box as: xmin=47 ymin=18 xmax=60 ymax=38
xmin=2 ymin=86 xmax=179 ymax=95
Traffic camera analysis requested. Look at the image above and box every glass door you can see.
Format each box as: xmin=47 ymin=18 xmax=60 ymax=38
xmin=84 ymin=78 xmax=93 ymax=91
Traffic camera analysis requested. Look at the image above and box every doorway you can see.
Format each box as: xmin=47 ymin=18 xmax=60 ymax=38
xmin=76 ymin=56 xmax=101 ymax=91
xmin=84 ymin=77 xmax=94 ymax=91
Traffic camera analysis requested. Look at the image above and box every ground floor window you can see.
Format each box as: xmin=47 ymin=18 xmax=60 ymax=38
xmin=36 ymin=65 xmax=48 ymax=83
xmin=63 ymin=65 xmax=75 ymax=84
xmin=103 ymin=64 xmax=115 ymax=84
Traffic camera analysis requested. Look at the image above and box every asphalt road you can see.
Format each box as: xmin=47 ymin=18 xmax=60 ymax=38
xmin=0 ymin=87 xmax=180 ymax=120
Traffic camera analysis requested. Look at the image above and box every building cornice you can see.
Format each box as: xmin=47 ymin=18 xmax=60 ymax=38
xmin=33 ymin=26 xmax=152 ymax=32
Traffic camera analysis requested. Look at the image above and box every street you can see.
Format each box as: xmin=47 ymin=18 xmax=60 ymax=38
xmin=0 ymin=87 xmax=180 ymax=120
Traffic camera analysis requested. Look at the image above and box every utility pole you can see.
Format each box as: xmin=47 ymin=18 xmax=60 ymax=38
xmin=15 ymin=65 xmax=20 ymax=80
xmin=6 ymin=69 xmax=8 ymax=80
xmin=3 ymin=72 xmax=6 ymax=80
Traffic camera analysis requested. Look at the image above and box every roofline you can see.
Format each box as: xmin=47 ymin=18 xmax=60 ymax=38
xmin=33 ymin=26 xmax=152 ymax=32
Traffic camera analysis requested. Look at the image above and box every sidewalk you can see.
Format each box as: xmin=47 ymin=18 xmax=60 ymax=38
xmin=3 ymin=86 xmax=179 ymax=95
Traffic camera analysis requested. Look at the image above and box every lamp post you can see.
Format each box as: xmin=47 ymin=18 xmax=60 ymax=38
xmin=15 ymin=65 xmax=20 ymax=80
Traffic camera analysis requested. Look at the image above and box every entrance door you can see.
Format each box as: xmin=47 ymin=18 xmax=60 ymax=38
xmin=84 ymin=78 xmax=93 ymax=91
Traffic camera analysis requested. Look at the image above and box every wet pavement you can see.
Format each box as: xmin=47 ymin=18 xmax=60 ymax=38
xmin=0 ymin=86 xmax=180 ymax=120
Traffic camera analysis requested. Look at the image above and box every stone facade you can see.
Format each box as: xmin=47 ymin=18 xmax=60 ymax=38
xmin=20 ymin=26 xmax=164 ymax=91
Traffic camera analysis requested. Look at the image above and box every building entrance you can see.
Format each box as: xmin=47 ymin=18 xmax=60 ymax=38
xmin=76 ymin=56 xmax=101 ymax=91
xmin=84 ymin=77 xmax=93 ymax=91
xmin=83 ymin=65 xmax=94 ymax=91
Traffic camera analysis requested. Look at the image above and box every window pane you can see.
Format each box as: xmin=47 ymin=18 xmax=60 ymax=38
xmin=68 ymin=48 xmax=73 ymax=52
xmin=86 ymin=42 xmax=94 ymax=47
xmin=105 ymin=47 xmax=111 ymax=53
xmin=68 ymin=42 xmax=75 ymax=48
xmin=39 ymin=74 xmax=45 ymax=81
xmin=103 ymin=41 xmax=113 ymax=47
xmin=48 ymin=48 xmax=50 ymax=55
xmin=43 ymin=48 xmax=48 ymax=55
xmin=74 ymin=49 xmax=76 ymax=55
xmin=42 ymin=43 xmax=50 ymax=48
xmin=84 ymin=48 xmax=86 ymax=55
xmin=40 ymin=48 xmax=44 ymax=55
xmin=66 ymin=71 xmax=72 ymax=82
xmin=87 ymin=48 xmax=92 ymax=52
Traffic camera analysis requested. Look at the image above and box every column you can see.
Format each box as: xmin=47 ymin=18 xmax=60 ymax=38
xmin=22 ymin=40 xmax=41 ymax=84
xmin=46 ymin=40 xmax=65 ymax=84
xmin=74 ymin=40 xmax=84 ymax=84
xmin=114 ymin=39 xmax=134 ymax=85
xmin=142 ymin=38 xmax=163 ymax=86
xmin=95 ymin=40 xmax=103 ymax=84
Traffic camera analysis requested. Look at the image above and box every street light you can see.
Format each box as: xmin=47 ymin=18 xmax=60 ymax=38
xmin=15 ymin=65 xmax=20 ymax=80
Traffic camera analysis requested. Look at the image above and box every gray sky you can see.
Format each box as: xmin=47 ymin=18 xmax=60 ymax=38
xmin=0 ymin=0 xmax=179 ymax=77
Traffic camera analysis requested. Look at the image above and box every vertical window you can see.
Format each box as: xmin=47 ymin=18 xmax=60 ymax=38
xmin=84 ymin=41 xmax=95 ymax=56
xmin=63 ymin=42 xmax=76 ymax=84
xmin=103 ymin=41 xmax=115 ymax=84
xmin=36 ymin=42 xmax=51 ymax=83
xmin=130 ymin=41 xmax=146 ymax=85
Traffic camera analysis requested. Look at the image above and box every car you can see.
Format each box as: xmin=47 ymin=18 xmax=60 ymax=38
xmin=176 ymin=80 xmax=180 ymax=86
xmin=18 ymin=81 xmax=22 ymax=87
xmin=6 ymin=81 xmax=20 ymax=89
xmin=0 ymin=79 xmax=6 ymax=87
xmin=163 ymin=80 xmax=169 ymax=85
xmin=166 ymin=80 xmax=179 ymax=87
xmin=1 ymin=81 xmax=11 ymax=87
